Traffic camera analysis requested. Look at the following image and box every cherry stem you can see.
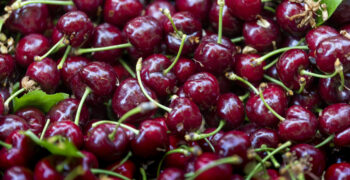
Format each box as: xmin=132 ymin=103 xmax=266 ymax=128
xmin=226 ymin=72 xmax=259 ymax=94
xmin=163 ymin=34 xmax=187 ymax=75
xmin=338 ymin=68 xmax=345 ymax=91
xmin=57 ymin=45 xmax=72 ymax=69
xmin=254 ymin=46 xmax=308 ymax=65
xmin=110 ymin=151 xmax=132 ymax=171
xmin=119 ymin=59 xmax=136 ymax=78
xmin=254 ymin=147 xmax=275 ymax=152
xmin=231 ymin=36 xmax=244 ymax=43
xmin=93 ymin=120 xmax=139 ymax=134
xmin=140 ymin=168 xmax=147 ymax=180
xmin=239 ymin=91 xmax=250 ymax=101
xmin=91 ymin=168 xmax=130 ymax=180
xmin=315 ymin=134 xmax=335 ymax=148
xmin=8 ymin=0 xmax=74 ymax=11
xmin=299 ymin=69 xmax=338 ymax=78
xmin=263 ymin=75 xmax=294 ymax=96
xmin=204 ymin=138 xmax=216 ymax=152
xmin=297 ymin=77 xmax=306 ymax=94
xmin=185 ymin=120 xmax=225 ymax=141
xmin=185 ymin=156 xmax=242 ymax=180
xmin=263 ymin=6 xmax=275 ymax=13
xmin=136 ymin=58 xmax=172 ymax=112
xmin=217 ymin=0 xmax=225 ymax=44
xmin=40 ymin=119 xmax=50 ymax=140
xmin=263 ymin=57 xmax=278 ymax=70
xmin=246 ymin=141 xmax=292 ymax=180
xmin=4 ymin=87 xmax=25 ymax=113
xmin=74 ymin=87 xmax=92 ymax=125
xmin=259 ymin=84 xmax=285 ymax=121
xmin=35 ymin=36 xmax=66 ymax=62
xmin=65 ymin=166 xmax=84 ymax=180
xmin=160 ymin=8 xmax=181 ymax=36
xmin=0 ymin=140 xmax=12 ymax=150
xmin=267 ymin=151 xmax=280 ymax=168
xmin=74 ymin=43 xmax=132 ymax=55
xmin=261 ymin=0 xmax=273 ymax=2
xmin=156 ymin=148 xmax=192 ymax=177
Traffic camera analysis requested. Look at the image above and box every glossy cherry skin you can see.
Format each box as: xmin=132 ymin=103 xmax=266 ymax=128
xmin=201 ymin=34 xmax=237 ymax=52
xmin=141 ymin=54 xmax=177 ymax=97
xmin=158 ymin=168 xmax=184 ymax=180
xmin=15 ymin=107 xmax=45 ymax=136
xmin=57 ymin=11 xmax=94 ymax=47
xmin=315 ymin=36 xmax=350 ymax=73
xmin=0 ymin=54 xmax=15 ymax=81
xmin=173 ymin=58 xmax=197 ymax=83
xmin=84 ymin=123 xmax=129 ymax=162
xmin=318 ymin=73 xmax=350 ymax=104
xmin=124 ymin=16 xmax=163 ymax=56
xmin=276 ymin=49 xmax=313 ymax=90
xmin=0 ymin=131 xmax=37 ymax=170
xmin=104 ymin=0 xmax=143 ymax=28
xmin=250 ymin=128 xmax=279 ymax=149
xmin=234 ymin=54 xmax=265 ymax=85
xmin=334 ymin=127 xmax=350 ymax=147
xmin=131 ymin=119 xmax=169 ymax=159
xmin=60 ymin=56 xmax=90 ymax=86
xmin=325 ymin=163 xmax=350 ymax=180
xmin=319 ymin=103 xmax=350 ymax=135
xmin=73 ymin=0 xmax=103 ymax=17
xmin=15 ymin=34 xmax=50 ymax=68
xmin=44 ymin=120 xmax=83 ymax=148
xmin=3 ymin=166 xmax=33 ymax=180
xmin=216 ymin=93 xmax=245 ymax=129
xmin=276 ymin=0 xmax=310 ymax=37
xmin=47 ymin=98 xmax=89 ymax=129
xmin=6 ymin=3 xmax=49 ymax=35
xmin=291 ymin=89 xmax=321 ymax=111
xmin=175 ymin=0 xmax=211 ymax=22
xmin=167 ymin=97 xmax=203 ymax=136
xmin=246 ymin=84 xmax=288 ymax=127
xmin=183 ymin=72 xmax=220 ymax=109
xmin=164 ymin=12 xmax=202 ymax=55
xmin=112 ymin=78 xmax=158 ymax=124
xmin=145 ymin=1 xmax=176 ymax=25
xmin=306 ymin=25 xmax=339 ymax=57
xmin=25 ymin=58 xmax=60 ymax=93
xmin=91 ymin=23 xmax=124 ymax=64
xmin=243 ymin=18 xmax=280 ymax=52
xmin=216 ymin=130 xmax=251 ymax=162
xmin=113 ymin=63 xmax=131 ymax=81
xmin=226 ymin=0 xmax=261 ymax=21
xmin=106 ymin=160 xmax=135 ymax=180
xmin=209 ymin=1 xmax=242 ymax=37
xmin=0 ymin=115 xmax=29 ymax=141
xmin=193 ymin=153 xmax=232 ymax=180
xmin=279 ymin=105 xmax=318 ymax=142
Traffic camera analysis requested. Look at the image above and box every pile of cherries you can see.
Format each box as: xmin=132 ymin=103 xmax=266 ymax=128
xmin=1 ymin=0 xmax=350 ymax=179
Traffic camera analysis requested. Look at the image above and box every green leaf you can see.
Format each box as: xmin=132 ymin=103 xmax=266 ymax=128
xmin=23 ymin=131 xmax=84 ymax=158
xmin=12 ymin=90 xmax=69 ymax=113
xmin=317 ymin=0 xmax=343 ymax=26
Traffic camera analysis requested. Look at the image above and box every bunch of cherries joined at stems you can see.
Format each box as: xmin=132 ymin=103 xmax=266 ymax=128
xmin=0 ymin=0 xmax=350 ymax=179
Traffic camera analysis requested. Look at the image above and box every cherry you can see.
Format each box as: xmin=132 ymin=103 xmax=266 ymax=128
xmin=57 ymin=10 xmax=94 ymax=47
xmin=215 ymin=130 xmax=250 ymax=162
xmin=164 ymin=136 xmax=195 ymax=169
xmin=216 ymin=93 xmax=245 ymax=129
xmin=91 ymin=23 xmax=124 ymax=64
xmin=226 ymin=0 xmax=261 ymax=21
xmin=123 ymin=16 xmax=163 ymax=57
xmin=5 ymin=3 xmax=50 ymax=35
xmin=0 ymin=115 xmax=29 ymax=141
xmin=319 ymin=103 xmax=350 ymax=135
xmin=329 ymin=0 xmax=350 ymax=27
xmin=173 ymin=58 xmax=197 ymax=83
xmin=15 ymin=107 xmax=45 ymax=136
xmin=158 ymin=168 xmax=184 ymax=180
xmin=15 ymin=34 xmax=50 ymax=68
xmin=325 ymin=163 xmax=350 ymax=180
xmin=106 ymin=159 xmax=136 ymax=179
xmin=290 ymin=88 xmax=321 ymax=111
xmin=234 ymin=54 xmax=265 ymax=85
xmin=334 ymin=127 xmax=350 ymax=147
xmin=243 ymin=17 xmax=281 ymax=52
xmin=103 ymin=0 xmax=143 ymax=28
xmin=197 ymin=128 xmax=224 ymax=152
xmin=250 ymin=128 xmax=279 ymax=150
xmin=305 ymin=25 xmax=339 ymax=57
xmin=84 ymin=123 xmax=129 ymax=162
xmin=0 ymin=54 xmax=15 ymax=82
xmin=318 ymin=73 xmax=350 ymax=104
xmin=3 ymin=166 xmax=33 ymax=180
xmin=145 ymin=1 xmax=176 ymax=25
xmin=113 ymin=63 xmax=132 ymax=81
xmin=60 ymin=56 xmax=90 ymax=86
xmin=44 ymin=120 xmax=83 ymax=148
xmin=175 ymin=0 xmax=211 ymax=23
xmin=192 ymin=153 xmax=232 ymax=180
xmin=73 ymin=0 xmax=103 ymax=17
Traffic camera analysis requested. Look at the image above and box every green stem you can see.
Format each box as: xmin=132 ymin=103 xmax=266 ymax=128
xmin=259 ymin=85 xmax=285 ymax=121
xmin=91 ymin=168 xmax=130 ymax=180
xmin=296 ymin=38 xmax=305 ymax=46
xmin=4 ymin=88 xmax=25 ymax=113
xmin=231 ymin=36 xmax=244 ymax=43
xmin=226 ymin=72 xmax=259 ymax=94
xmin=204 ymin=138 xmax=216 ymax=152
xmin=157 ymin=148 xmax=189 ymax=177
xmin=140 ymin=168 xmax=147 ymax=180
xmin=246 ymin=141 xmax=292 ymax=180
xmin=110 ymin=152 xmax=133 ymax=171
xmin=254 ymin=147 xmax=275 ymax=152
xmin=161 ymin=8 xmax=180 ymax=36
xmin=238 ymin=92 xmax=250 ymax=101
xmin=65 ymin=166 xmax=84 ymax=180
xmin=35 ymin=36 xmax=66 ymax=62
xmin=185 ymin=120 xmax=225 ymax=141
xmin=119 ymin=59 xmax=136 ymax=78
xmin=263 ymin=6 xmax=275 ymax=13
xmin=40 ymin=119 xmax=51 ymax=140
xmin=263 ymin=75 xmax=293 ymax=96
xmin=57 ymin=45 xmax=72 ymax=69
xmin=263 ymin=57 xmax=279 ymax=70
xmin=261 ymin=0 xmax=273 ymax=2
xmin=217 ymin=0 xmax=224 ymax=44
xmin=315 ymin=134 xmax=335 ymax=148
xmin=74 ymin=87 xmax=92 ymax=125
xmin=75 ymin=43 xmax=132 ymax=55
xmin=92 ymin=120 xmax=139 ymax=135
xmin=136 ymin=58 xmax=172 ymax=112
xmin=255 ymin=46 xmax=308 ymax=65
xmin=296 ymin=77 xmax=306 ymax=94
xmin=338 ymin=69 xmax=345 ymax=91
xmin=0 ymin=140 xmax=12 ymax=150
xmin=9 ymin=0 xmax=74 ymax=11
xmin=299 ymin=69 xmax=338 ymax=79
xmin=267 ymin=151 xmax=280 ymax=168
xmin=163 ymin=34 xmax=187 ymax=75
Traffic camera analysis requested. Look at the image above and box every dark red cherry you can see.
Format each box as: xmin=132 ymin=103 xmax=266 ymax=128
xmin=57 ymin=11 xmax=94 ymax=47
xmin=15 ymin=34 xmax=50 ymax=68
xmin=113 ymin=63 xmax=131 ymax=81
xmin=165 ymin=136 xmax=194 ymax=168
xmin=33 ymin=156 xmax=63 ymax=180
xmin=158 ymin=168 xmax=184 ymax=180
xmin=84 ymin=123 xmax=129 ymax=162
xmin=145 ymin=1 xmax=176 ymax=25
xmin=243 ymin=18 xmax=280 ymax=52
xmin=106 ymin=160 xmax=136 ymax=180
xmin=329 ymin=0 xmax=350 ymax=26
xmin=0 ymin=54 xmax=14 ymax=83
xmin=250 ymin=128 xmax=279 ymax=149
xmin=112 ymin=78 xmax=158 ymax=124
xmin=193 ymin=153 xmax=232 ymax=180
xmin=334 ymin=127 xmax=350 ymax=147
xmin=104 ymin=0 xmax=143 ymax=28
xmin=3 ymin=166 xmax=33 ymax=180
xmin=266 ymin=65 xmax=279 ymax=79
xmin=226 ymin=0 xmax=261 ymax=21
xmin=167 ymin=97 xmax=203 ymax=136
xmin=0 ymin=115 xmax=29 ymax=141
xmin=291 ymin=89 xmax=321 ymax=111
xmin=319 ymin=103 xmax=350 ymax=135
xmin=60 ymin=56 xmax=90 ymax=86
xmin=73 ymin=0 xmax=103 ymax=17
xmin=279 ymin=105 xmax=318 ymax=142
xmin=234 ymin=54 xmax=265 ymax=85
xmin=325 ymin=163 xmax=350 ymax=180
xmin=216 ymin=130 xmax=250 ymax=162
xmin=201 ymin=34 xmax=237 ymax=52
xmin=276 ymin=49 xmax=313 ymax=90
xmin=246 ymin=84 xmax=288 ymax=127
xmin=318 ymin=73 xmax=350 ymax=104
xmin=175 ymin=0 xmax=211 ymax=22
xmin=141 ymin=54 xmax=177 ymax=97
xmin=6 ymin=3 xmax=49 ymax=35
xmin=209 ymin=1 xmax=242 ymax=37
xmin=44 ymin=120 xmax=83 ymax=148
xmin=216 ymin=93 xmax=245 ymax=129
xmin=306 ymin=25 xmax=339 ymax=57
xmin=15 ymin=107 xmax=45 ymax=136
xmin=25 ymin=58 xmax=60 ymax=93
xmin=131 ymin=119 xmax=169 ymax=159
xmin=173 ymin=58 xmax=197 ymax=83
xmin=124 ymin=16 xmax=163 ymax=56
xmin=198 ymin=128 xmax=225 ymax=152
